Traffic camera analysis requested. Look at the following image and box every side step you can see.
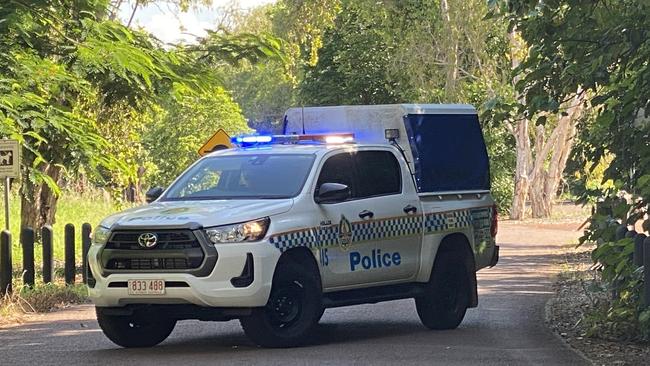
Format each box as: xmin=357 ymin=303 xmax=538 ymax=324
xmin=322 ymin=282 xmax=427 ymax=309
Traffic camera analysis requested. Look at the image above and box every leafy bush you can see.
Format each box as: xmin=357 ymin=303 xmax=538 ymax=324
xmin=581 ymin=202 xmax=650 ymax=341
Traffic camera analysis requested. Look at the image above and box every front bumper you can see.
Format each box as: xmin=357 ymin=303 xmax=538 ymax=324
xmin=88 ymin=241 xmax=280 ymax=308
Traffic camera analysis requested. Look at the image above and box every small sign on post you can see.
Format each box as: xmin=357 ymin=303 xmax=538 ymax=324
xmin=0 ymin=140 xmax=20 ymax=230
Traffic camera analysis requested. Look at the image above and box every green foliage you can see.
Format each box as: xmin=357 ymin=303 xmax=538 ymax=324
xmin=271 ymin=0 xmax=342 ymax=68
xmin=300 ymin=1 xmax=400 ymax=105
xmin=586 ymin=235 xmax=650 ymax=340
xmin=144 ymin=86 xmax=251 ymax=187
xmin=483 ymin=124 xmax=516 ymax=213
xmin=0 ymin=0 xmax=284 ymax=230
xmin=220 ymin=5 xmax=297 ymax=130
xmin=498 ymin=0 xmax=650 ymax=339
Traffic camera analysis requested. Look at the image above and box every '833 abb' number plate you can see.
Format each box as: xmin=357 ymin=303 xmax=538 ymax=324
xmin=128 ymin=279 xmax=165 ymax=295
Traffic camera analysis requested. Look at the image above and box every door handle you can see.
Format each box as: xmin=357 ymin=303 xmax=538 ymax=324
xmin=403 ymin=205 xmax=417 ymax=214
xmin=359 ymin=210 xmax=374 ymax=219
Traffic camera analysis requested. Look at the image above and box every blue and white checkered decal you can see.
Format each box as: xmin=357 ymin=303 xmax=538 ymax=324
xmin=269 ymin=207 xmax=493 ymax=252
xmin=424 ymin=210 xmax=473 ymax=232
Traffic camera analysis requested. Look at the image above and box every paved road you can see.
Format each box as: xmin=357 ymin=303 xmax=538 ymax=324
xmin=0 ymin=222 xmax=590 ymax=365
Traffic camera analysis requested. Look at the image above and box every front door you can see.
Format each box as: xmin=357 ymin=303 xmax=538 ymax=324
xmin=315 ymin=149 xmax=423 ymax=290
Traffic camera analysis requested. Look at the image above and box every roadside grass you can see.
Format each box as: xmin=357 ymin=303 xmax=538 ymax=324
xmin=0 ymin=189 xmax=126 ymax=268
xmin=0 ymin=280 xmax=89 ymax=327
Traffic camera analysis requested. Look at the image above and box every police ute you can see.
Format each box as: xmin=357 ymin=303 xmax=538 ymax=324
xmin=87 ymin=104 xmax=499 ymax=348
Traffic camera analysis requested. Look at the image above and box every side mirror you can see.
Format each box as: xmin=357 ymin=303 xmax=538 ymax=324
xmin=315 ymin=183 xmax=351 ymax=204
xmin=145 ymin=187 xmax=165 ymax=203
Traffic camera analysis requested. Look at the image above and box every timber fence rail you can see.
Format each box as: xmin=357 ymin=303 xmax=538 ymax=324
xmin=0 ymin=223 xmax=91 ymax=296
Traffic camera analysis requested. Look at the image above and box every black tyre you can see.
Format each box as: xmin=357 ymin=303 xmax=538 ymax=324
xmin=96 ymin=307 xmax=176 ymax=348
xmin=415 ymin=251 xmax=471 ymax=330
xmin=240 ymin=255 xmax=322 ymax=348
xmin=315 ymin=307 xmax=326 ymax=324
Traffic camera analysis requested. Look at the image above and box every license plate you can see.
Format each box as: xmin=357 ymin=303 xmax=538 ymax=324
xmin=127 ymin=279 xmax=165 ymax=295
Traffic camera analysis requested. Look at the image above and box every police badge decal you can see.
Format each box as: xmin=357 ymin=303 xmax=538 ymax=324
xmin=338 ymin=215 xmax=353 ymax=250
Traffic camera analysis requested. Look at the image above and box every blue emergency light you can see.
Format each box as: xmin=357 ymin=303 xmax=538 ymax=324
xmin=231 ymin=133 xmax=355 ymax=147
xmin=234 ymin=135 xmax=273 ymax=144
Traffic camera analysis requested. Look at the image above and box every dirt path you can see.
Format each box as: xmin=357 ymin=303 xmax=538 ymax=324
xmin=0 ymin=221 xmax=590 ymax=365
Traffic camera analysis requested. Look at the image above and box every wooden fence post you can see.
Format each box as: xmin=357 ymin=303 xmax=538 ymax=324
xmin=81 ymin=223 xmax=91 ymax=284
xmin=634 ymin=234 xmax=646 ymax=267
xmin=644 ymin=236 xmax=650 ymax=307
xmin=615 ymin=225 xmax=628 ymax=240
xmin=64 ymin=224 xmax=75 ymax=285
xmin=0 ymin=230 xmax=12 ymax=296
xmin=42 ymin=225 xmax=53 ymax=284
xmin=21 ymin=227 xmax=35 ymax=288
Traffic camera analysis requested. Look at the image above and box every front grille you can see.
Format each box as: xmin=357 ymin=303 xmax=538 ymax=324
xmin=100 ymin=229 xmax=208 ymax=274
xmin=106 ymin=258 xmax=193 ymax=270
xmin=106 ymin=230 xmax=200 ymax=250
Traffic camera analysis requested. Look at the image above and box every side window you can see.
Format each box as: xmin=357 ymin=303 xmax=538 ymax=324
xmin=354 ymin=151 xmax=401 ymax=198
xmin=316 ymin=153 xmax=355 ymax=196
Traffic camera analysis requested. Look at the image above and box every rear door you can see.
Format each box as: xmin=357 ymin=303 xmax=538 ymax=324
xmin=315 ymin=148 xmax=423 ymax=290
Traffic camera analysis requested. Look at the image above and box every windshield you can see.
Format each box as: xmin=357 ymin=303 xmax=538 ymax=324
xmin=162 ymin=154 xmax=316 ymax=200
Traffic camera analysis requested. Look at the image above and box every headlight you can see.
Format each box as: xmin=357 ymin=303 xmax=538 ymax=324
xmin=92 ymin=226 xmax=111 ymax=246
xmin=204 ymin=217 xmax=270 ymax=244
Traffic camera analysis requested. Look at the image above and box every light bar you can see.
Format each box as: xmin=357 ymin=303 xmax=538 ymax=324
xmin=235 ymin=135 xmax=273 ymax=143
xmin=231 ymin=133 xmax=355 ymax=146
xmin=325 ymin=135 xmax=354 ymax=144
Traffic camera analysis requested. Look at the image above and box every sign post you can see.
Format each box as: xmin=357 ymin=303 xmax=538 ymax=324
xmin=0 ymin=140 xmax=20 ymax=230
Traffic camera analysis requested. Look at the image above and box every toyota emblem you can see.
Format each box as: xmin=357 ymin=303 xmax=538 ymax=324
xmin=138 ymin=232 xmax=158 ymax=248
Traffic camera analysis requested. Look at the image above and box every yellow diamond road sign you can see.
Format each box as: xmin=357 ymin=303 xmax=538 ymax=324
xmin=198 ymin=129 xmax=233 ymax=156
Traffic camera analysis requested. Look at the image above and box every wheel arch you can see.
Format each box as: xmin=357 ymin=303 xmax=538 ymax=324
xmin=436 ymin=233 xmax=479 ymax=308
xmin=274 ymin=247 xmax=322 ymax=288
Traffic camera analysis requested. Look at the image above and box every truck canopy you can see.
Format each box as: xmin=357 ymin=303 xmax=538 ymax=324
xmin=283 ymin=104 xmax=490 ymax=193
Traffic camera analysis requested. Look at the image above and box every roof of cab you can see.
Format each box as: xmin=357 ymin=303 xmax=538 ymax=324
xmin=205 ymin=143 xmax=392 ymax=157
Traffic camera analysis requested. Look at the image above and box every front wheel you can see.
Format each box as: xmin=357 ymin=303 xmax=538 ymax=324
xmin=240 ymin=255 xmax=322 ymax=347
xmin=96 ymin=307 xmax=176 ymax=348
xmin=415 ymin=251 xmax=471 ymax=330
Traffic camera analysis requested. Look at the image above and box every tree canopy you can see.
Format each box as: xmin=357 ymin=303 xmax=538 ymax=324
xmin=0 ymin=0 xmax=282 ymax=228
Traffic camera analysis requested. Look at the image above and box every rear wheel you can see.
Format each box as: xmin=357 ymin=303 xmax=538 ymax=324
xmin=240 ymin=255 xmax=322 ymax=347
xmin=96 ymin=307 xmax=176 ymax=348
xmin=415 ymin=251 xmax=471 ymax=330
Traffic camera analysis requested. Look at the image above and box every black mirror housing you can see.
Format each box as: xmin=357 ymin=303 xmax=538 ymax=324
xmin=145 ymin=187 xmax=165 ymax=203
xmin=315 ymin=183 xmax=351 ymax=204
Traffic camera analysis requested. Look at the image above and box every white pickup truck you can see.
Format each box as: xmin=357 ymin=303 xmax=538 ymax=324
xmin=87 ymin=104 xmax=499 ymax=348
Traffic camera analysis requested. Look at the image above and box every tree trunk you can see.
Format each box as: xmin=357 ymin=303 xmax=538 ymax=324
xmin=529 ymin=91 xmax=584 ymax=218
xmin=508 ymin=29 xmax=531 ymax=220
xmin=20 ymin=149 xmax=63 ymax=231
xmin=510 ymin=118 xmax=530 ymax=220
xmin=440 ymin=0 xmax=459 ymax=99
